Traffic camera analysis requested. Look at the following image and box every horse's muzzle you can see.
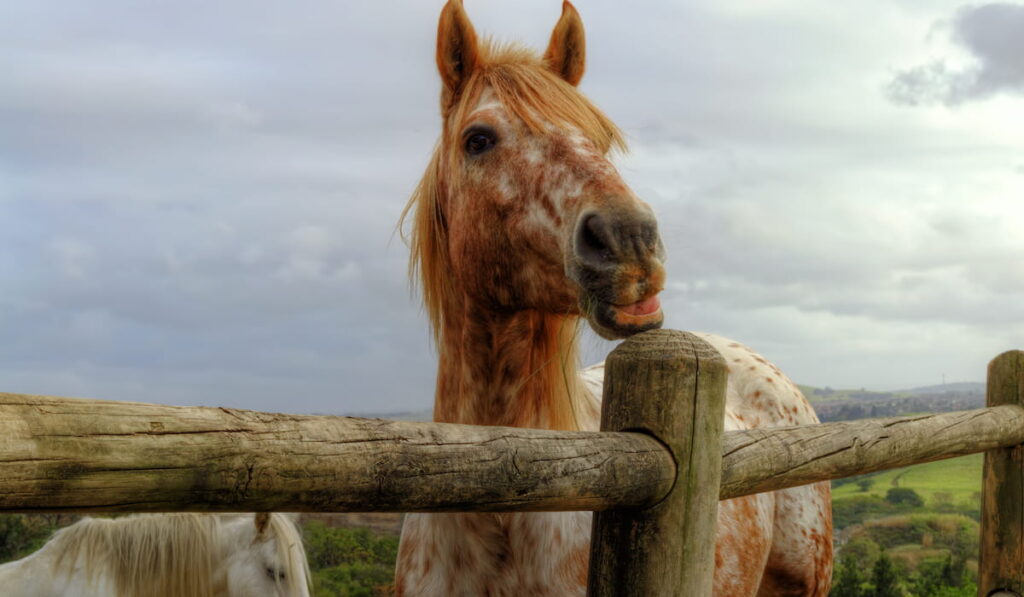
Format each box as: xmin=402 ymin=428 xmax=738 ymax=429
xmin=568 ymin=205 xmax=666 ymax=339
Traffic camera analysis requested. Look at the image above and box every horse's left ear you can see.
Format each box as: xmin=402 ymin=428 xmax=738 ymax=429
xmin=544 ymin=1 xmax=586 ymax=86
xmin=254 ymin=512 xmax=270 ymax=537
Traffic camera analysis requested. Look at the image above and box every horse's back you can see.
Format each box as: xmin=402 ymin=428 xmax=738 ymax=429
xmin=695 ymin=332 xmax=833 ymax=596
xmin=582 ymin=332 xmax=833 ymax=595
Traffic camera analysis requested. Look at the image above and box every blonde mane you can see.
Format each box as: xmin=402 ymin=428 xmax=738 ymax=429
xmin=47 ymin=513 xmax=309 ymax=597
xmin=51 ymin=513 xmax=219 ymax=597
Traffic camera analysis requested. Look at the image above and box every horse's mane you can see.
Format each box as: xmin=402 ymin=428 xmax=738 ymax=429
xmin=50 ymin=513 xmax=220 ymax=597
xmin=401 ymin=41 xmax=626 ymax=341
xmin=47 ymin=512 xmax=309 ymax=597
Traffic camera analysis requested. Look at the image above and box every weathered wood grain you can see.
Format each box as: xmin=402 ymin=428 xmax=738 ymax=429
xmin=0 ymin=392 xmax=674 ymax=513
xmin=980 ymin=350 xmax=1024 ymax=597
xmin=719 ymin=403 xmax=1024 ymax=500
xmin=588 ymin=330 xmax=728 ymax=597
xmin=1 ymin=390 xmax=1023 ymax=513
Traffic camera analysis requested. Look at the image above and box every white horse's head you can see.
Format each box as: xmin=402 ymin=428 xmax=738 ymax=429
xmin=219 ymin=513 xmax=311 ymax=597
xmin=0 ymin=512 xmax=311 ymax=597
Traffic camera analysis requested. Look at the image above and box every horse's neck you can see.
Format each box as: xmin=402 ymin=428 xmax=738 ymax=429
xmin=433 ymin=307 xmax=588 ymax=430
xmin=0 ymin=545 xmax=76 ymax=597
xmin=405 ymin=309 xmax=594 ymax=593
xmin=0 ymin=556 xmax=39 ymax=596
xmin=400 ymin=511 xmax=592 ymax=596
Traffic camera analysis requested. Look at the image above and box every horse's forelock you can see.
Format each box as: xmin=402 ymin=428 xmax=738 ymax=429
xmin=445 ymin=41 xmax=625 ymax=164
xmin=262 ymin=513 xmax=312 ymax=596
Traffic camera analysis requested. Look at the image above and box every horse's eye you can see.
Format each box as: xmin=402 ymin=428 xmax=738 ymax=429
xmin=266 ymin=567 xmax=277 ymax=580
xmin=464 ymin=130 xmax=496 ymax=155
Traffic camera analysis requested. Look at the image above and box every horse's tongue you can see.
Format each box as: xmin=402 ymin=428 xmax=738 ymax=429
xmin=619 ymin=295 xmax=661 ymax=316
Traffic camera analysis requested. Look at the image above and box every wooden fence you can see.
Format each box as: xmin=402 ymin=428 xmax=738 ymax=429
xmin=0 ymin=330 xmax=1021 ymax=596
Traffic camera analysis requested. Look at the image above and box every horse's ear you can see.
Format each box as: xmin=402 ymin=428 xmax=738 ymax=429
xmin=544 ymin=1 xmax=586 ymax=86
xmin=254 ymin=512 xmax=270 ymax=537
xmin=437 ymin=0 xmax=480 ymax=109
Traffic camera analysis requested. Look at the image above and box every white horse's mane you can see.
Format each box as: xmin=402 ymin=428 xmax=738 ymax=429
xmin=262 ymin=512 xmax=312 ymax=597
xmin=45 ymin=512 xmax=308 ymax=597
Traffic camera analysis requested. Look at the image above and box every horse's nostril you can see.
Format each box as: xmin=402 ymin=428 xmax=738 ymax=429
xmin=576 ymin=213 xmax=614 ymax=265
xmin=574 ymin=207 xmax=664 ymax=270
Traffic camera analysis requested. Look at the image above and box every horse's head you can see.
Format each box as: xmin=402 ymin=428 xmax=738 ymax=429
xmin=222 ymin=513 xmax=311 ymax=597
xmin=407 ymin=0 xmax=665 ymax=340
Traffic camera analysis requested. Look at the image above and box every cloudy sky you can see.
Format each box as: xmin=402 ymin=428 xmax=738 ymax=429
xmin=1 ymin=1 xmax=1022 ymax=415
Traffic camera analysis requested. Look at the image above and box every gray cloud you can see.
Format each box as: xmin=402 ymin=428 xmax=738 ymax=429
xmin=1 ymin=0 xmax=1021 ymax=412
xmin=887 ymin=3 xmax=1024 ymax=105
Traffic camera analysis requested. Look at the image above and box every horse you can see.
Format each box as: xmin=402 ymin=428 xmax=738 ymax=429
xmin=396 ymin=0 xmax=832 ymax=595
xmin=0 ymin=512 xmax=311 ymax=597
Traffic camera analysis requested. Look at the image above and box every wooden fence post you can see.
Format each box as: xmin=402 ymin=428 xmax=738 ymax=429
xmin=980 ymin=350 xmax=1024 ymax=597
xmin=588 ymin=330 xmax=728 ymax=597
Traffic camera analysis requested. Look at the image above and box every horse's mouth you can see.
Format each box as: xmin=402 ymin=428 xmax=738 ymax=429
xmin=583 ymin=292 xmax=664 ymax=340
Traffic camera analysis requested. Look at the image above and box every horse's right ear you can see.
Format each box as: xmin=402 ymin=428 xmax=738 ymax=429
xmin=436 ymin=0 xmax=480 ymax=110
xmin=544 ymin=1 xmax=586 ymax=86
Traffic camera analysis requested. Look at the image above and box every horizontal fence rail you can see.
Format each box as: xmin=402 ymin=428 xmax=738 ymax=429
xmin=1 ymin=392 xmax=1022 ymax=513
xmin=0 ymin=393 xmax=674 ymax=513
xmin=0 ymin=336 xmax=1021 ymax=597
xmin=720 ymin=404 xmax=1024 ymax=499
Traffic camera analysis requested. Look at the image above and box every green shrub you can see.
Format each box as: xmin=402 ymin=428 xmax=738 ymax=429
xmin=0 ymin=514 xmax=61 ymax=563
xmin=303 ymin=520 xmax=399 ymax=597
xmin=885 ymin=488 xmax=924 ymax=508
xmin=870 ymin=552 xmax=903 ymax=597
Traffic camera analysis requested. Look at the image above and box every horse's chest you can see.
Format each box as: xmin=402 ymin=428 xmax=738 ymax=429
xmin=397 ymin=512 xmax=590 ymax=597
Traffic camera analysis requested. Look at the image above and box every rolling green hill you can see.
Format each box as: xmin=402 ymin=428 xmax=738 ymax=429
xmin=832 ymin=453 xmax=982 ymax=508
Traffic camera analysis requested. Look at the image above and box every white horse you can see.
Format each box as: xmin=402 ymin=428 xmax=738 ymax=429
xmin=0 ymin=512 xmax=311 ymax=597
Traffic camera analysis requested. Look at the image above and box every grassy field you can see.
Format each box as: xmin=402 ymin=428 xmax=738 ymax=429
xmin=832 ymin=453 xmax=983 ymax=507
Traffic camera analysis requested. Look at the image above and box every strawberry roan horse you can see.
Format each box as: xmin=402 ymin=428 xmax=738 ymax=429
xmin=397 ymin=1 xmax=832 ymax=595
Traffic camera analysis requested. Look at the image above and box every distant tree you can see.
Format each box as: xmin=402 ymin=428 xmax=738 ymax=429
xmin=832 ymin=554 xmax=868 ymax=597
xmin=870 ymin=552 xmax=902 ymax=597
xmin=913 ymin=558 xmax=945 ymax=596
xmin=842 ymin=537 xmax=881 ymax=570
xmin=885 ymin=487 xmax=924 ymax=508
xmin=939 ymin=553 xmax=965 ymax=588
xmin=857 ymin=479 xmax=876 ymax=492
xmin=832 ymin=494 xmax=895 ymax=528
